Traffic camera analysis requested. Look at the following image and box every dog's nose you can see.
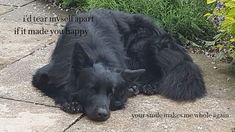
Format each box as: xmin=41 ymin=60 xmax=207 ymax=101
xmin=96 ymin=108 xmax=109 ymax=120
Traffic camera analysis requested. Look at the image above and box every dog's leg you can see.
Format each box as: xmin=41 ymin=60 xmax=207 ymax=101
xmin=32 ymin=63 xmax=57 ymax=97
xmin=55 ymin=88 xmax=84 ymax=114
xmin=33 ymin=65 xmax=83 ymax=113
xmin=127 ymin=71 xmax=161 ymax=96
xmin=140 ymin=81 xmax=160 ymax=95
xmin=110 ymin=86 xmax=128 ymax=111
xmin=125 ymin=52 xmax=162 ymax=96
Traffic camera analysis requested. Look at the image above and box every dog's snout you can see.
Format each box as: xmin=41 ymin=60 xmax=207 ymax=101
xmin=95 ymin=108 xmax=110 ymax=121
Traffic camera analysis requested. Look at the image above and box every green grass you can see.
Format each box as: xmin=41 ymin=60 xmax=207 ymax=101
xmin=61 ymin=0 xmax=216 ymax=47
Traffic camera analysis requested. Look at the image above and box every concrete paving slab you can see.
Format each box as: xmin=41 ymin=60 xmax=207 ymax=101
xmin=0 ymin=43 xmax=56 ymax=105
xmin=0 ymin=0 xmax=34 ymax=7
xmin=0 ymin=0 xmax=233 ymax=131
xmin=0 ymin=22 xmax=57 ymax=67
xmin=191 ymin=54 xmax=235 ymax=100
xmin=0 ymin=98 xmax=80 ymax=132
xmin=0 ymin=5 xmax=14 ymax=15
xmin=68 ymin=95 xmax=235 ymax=132
xmin=0 ymin=1 xmax=71 ymax=24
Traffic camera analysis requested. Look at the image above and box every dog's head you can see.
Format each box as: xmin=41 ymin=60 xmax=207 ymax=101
xmin=76 ymin=63 xmax=145 ymax=121
xmin=73 ymin=43 xmax=145 ymax=121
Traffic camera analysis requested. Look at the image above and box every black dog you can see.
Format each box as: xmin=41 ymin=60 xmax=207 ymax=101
xmin=32 ymin=9 xmax=206 ymax=121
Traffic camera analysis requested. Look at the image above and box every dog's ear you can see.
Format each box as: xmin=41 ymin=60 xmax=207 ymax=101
xmin=121 ymin=69 xmax=145 ymax=82
xmin=77 ymin=43 xmax=94 ymax=67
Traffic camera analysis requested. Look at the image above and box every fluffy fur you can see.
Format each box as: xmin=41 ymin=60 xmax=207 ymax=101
xmin=32 ymin=9 xmax=206 ymax=121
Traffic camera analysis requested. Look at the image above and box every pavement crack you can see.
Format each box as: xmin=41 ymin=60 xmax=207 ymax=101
xmin=7 ymin=41 xmax=55 ymax=67
xmin=0 ymin=96 xmax=59 ymax=108
xmin=0 ymin=7 xmax=15 ymax=16
xmin=20 ymin=0 xmax=36 ymax=7
xmin=0 ymin=4 xmax=18 ymax=7
xmin=0 ymin=41 xmax=54 ymax=71
xmin=63 ymin=114 xmax=85 ymax=132
xmin=0 ymin=0 xmax=35 ymax=8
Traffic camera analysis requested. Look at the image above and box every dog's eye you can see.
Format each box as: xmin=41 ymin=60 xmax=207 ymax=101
xmin=108 ymin=93 xmax=112 ymax=98
xmin=112 ymin=87 xmax=115 ymax=93
xmin=88 ymin=83 xmax=95 ymax=88
xmin=107 ymin=87 xmax=115 ymax=97
xmin=94 ymin=87 xmax=99 ymax=93
xmin=84 ymin=84 xmax=98 ymax=93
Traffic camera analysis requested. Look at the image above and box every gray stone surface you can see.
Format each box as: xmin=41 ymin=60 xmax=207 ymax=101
xmin=0 ymin=1 xmax=71 ymax=24
xmin=68 ymin=96 xmax=235 ymax=132
xmin=0 ymin=0 xmax=235 ymax=131
xmin=0 ymin=98 xmax=81 ymax=132
xmin=0 ymin=5 xmax=14 ymax=15
xmin=0 ymin=0 xmax=34 ymax=7
xmin=0 ymin=44 xmax=56 ymax=105
xmin=191 ymin=54 xmax=235 ymax=100
xmin=0 ymin=22 xmax=57 ymax=67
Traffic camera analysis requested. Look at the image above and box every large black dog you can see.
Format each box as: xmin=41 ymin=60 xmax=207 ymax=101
xmin=32 ymin=9 xmax=206 ymax=121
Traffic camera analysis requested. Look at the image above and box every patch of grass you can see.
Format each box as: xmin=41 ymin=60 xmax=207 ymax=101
xmin=85 ymin=0 xmax=216 ymax=46
xmin=57 ymin=0 xmax=216 ymax=47
xmin=61 ymin=0 xmax=88 ymax=7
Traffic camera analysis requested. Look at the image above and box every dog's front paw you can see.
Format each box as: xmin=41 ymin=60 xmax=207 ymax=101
xmin=140 ymin=82 xmax=160 ymax=95
xmin=110 ymin=100 xmax=125 ymax=111
xmin=128 ymin=83 xmax=142 ymax=97
xmin=60 ymin=102 xmax=83 ymax=114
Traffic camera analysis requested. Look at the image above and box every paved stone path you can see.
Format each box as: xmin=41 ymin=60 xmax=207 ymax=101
xmin=0 ymin=0 xmax=234 ymax=132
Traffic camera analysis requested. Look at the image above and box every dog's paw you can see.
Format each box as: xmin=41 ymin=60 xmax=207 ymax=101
xmin=60 ymin=102 xmax=83 ymax=114
xmin=141 ymin=82 xmax=159 ymax=95
xmin=127 ymin=84 xmax=141 ymax=97
xmin=110 ymin=100 xmax=125 ymax=111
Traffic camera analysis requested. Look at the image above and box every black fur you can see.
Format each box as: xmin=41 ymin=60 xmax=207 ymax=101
xmin=32 ymin=9 xmax=206 ymax=121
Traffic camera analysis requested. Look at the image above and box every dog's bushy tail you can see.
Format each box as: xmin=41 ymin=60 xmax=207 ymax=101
xmin=151 ymin=34 xmax=206 ymax=101
xmin=158 ymin=61 xmax=206 ymax=101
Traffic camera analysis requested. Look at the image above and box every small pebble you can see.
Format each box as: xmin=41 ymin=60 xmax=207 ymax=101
xmin=163 ymin=125 xmax=168 ymax=129
xmin=197 ymin=126 xmax=203 ymax=130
